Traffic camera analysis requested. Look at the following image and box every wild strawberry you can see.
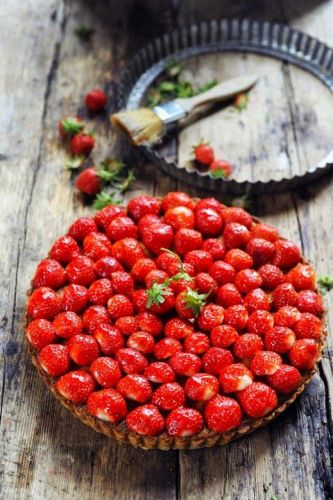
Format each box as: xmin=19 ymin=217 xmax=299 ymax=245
xmin=116 ymin=347 xmax=148 ymax=374
xmin=83 ymin=232 xmax=112 ymax=261
xmin=234 ymin=269 xmax=262 ymax=294
xmin=142 ymin=223 xmax=174 ymax=255
xmin=61 ymin=284 xmax=89 ymax=313
xmin=94 ymin=255 xmax=124 ymax=278
xmin=238 ymin=382 xmax=277 ymax=418
xmin=94 ymin=205 xmax=126 ymax=230
xmin=193 ymin=142 xmax=214 ymax=164
xmin=233 ymin=333 xmax=264 ymax=359
xmin=264 ymin=326 xmax=295 ymax=353
xmin=243 ymin=288 xmax=270 ymax=313
xmin=169 ymin=352 xmax=201 ymax=376
xmin=136 ymin=311 xmax=163 ymax=336
xmin=128 ymin=195 xmax=161 ymax=222
xmin=272 ymin=283 xmax=298 ymax=309
xmin=210 ymin=324 xmax=239 ymax=348
xmin=289 ymin=339 xmax=319 ymax=370
xmin=274 ymin=306 xmax=301 ymax=327
xmin=132 ymin=289 xmax=148 ymax=312
xmin=224 ymin=249 xmax=253 ymax=271
xmin=32 ymin=259 xmax=66 ymax=289
xmin=165 ymin=206 xmax=195 ymax=231
xmin=216 ymin=284 xmax=242 ymax=308
xmin=87 ymin=389 xmax=127 ymax=423
xmin=49 ymin=235 xmax=81 ymax=264
xmin=166 ymin=407 xmax=203 ymax=437
xmin=75 ymin=168 xmax=101 ymax=195
xmin=209 ymin=159 xmax=232 ymax=178
xmin=137 ymin=214 xmax=161 ymax=237
xmin=85 ymin=88 xmax=108 ymax=111
xmin=174 ymin=228 xmax=203 ymax=256
xmin=53 ymin=311 xmax=83 ymax=338
xmin=94 ymin=324 xmax=124 ymax=354
xmin=250 ymin=351 xmax=282 ymax=376
xmin=223 ymin=207 xmax=253 ymax=229
xmin=209 ymin=260 xmax=235 ymax=285
xmin=82 ymin=305 xmax=110 ymax=334
xmin=152 ymin=382 xmax=185 ymax=410
xmin=251 ymin=223 xmax=279 ymax=242
xmin=223 ymin=305 xmax=249 ymax=330
xmin=184 ymin=332 xmax=210 ymax=354
xmin=247 ymin=310 xmax=274 ymax=336
xmin=202 ymin=347 xmax=234 ymax=375
xmin=201 ymin=238 xmax=226 ymax=260
xmin=246 ymin=238 xmax=275 ymax=266
xmin=194 ymin=273 xmax=218 ymax=295
xmin=58 ymin=116 xmax=84 ymax=138
xmin=106 ymin=216 xmax=138 ymax=241
xmin=71 ymin=133 xmax=95 ymax=156
xmin=294 ymin=313 xmax=322 ymax=340
xmin=27 ymin=287 xmax=61 ymax=320
xmin=184 ymin=250 xmax=213 ymax=273
xmin=223 ymin=222 xmax=251 ymax=249
xmin=68 ymin=333 xmax=99 ymax=365
xmin=110 ymin=272 xmax=134 ymax=298
xmin=66 ymin=256 xmax=96 ymax=286
xmin=185 ymin=373 xmax=219 ymax=401
xmin=155 ymin=251 xmax=179 ymax=272
xmin=144 ymin=362 xmax=175 ymax=384
xmin=164 ymin=317 xmax=193 ymax=340
xmin=115 ymin=316 xmax=138 ymax=336
xmin=131 ymin=258 xmax=157 ymax=283
xmin=144 ymin=269 xmax=169 ymax=288
xmin=127 ymin=331 xmax=155 ymax=353
xmin=39 ymin=344 xmax=70 ymax=377
xmin=267 ymin=364 xmax=302 ymax=394
xmin=258 ymin=264 xmax=284 ymax=289
xmin=204 ymin=395 xmax=242 ymax=432
xmin=286 ymin=263 xmax=316 ymax=291
xmin=195 ymin=208 xmax=223 ymax=237
xmin=112 ymin=238 xmax=145 ymax=268
xmin=26 ymin=319 xmax=57 ymax=350
xmin=296 ymin=290 xmax=324 ymax=316
xmin=273 ymin=239 xmax=301 ymax=268
xmin=68 ymin=217 xmax=98 ymax=242
xmin=220 ymin=363 xmax=253 ymax=392
xmin=126 ymin=404 xmax=164 ymax=436
xmin=197 ymin=303 xmax=224 ymax=332
xmin=90 ymin=357 xmax=122 ymax=388
xmin=88 ymin=278 xmax=113 ymax=305
xmin=117 ymin=374 xmax=152 ymax=403
xmin=107 ymin=294 xmax=133 ymax=318
xmin=55 ymin=370 xmax=96 ymax=403
xmin=162 ymin=192 xmax=194 ymax=212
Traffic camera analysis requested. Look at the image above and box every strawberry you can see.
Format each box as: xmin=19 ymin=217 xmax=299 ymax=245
xmin=55 ymin=370 xmax=96 ymax=403
xmin=185 ymin=373 xmax=219 ymax=401
xmin=115 ymin=316 xmax=138 ymax=336
xmin=144 ymin=362 xmax=175 ymax=384
xmin=249 ymin=351 xmax=282 ymax=376
xmin=167 ymin=260 xmax=195 ymax=278
xmin=155 ymin=251 xmax=179 ymax=272
xmin=39 ymin=344 xmax=70 ymax=377
xmin=184 ymin=332 xmax=210 ymax=354
xmin=296 ymin=290 xmax=324 ymax=316
xmin=258 ymin=264 xmax=284 ymax=289
xmin=136 ymin=311 xmax=163 ymax=336
xmin=169 ymin=352 xmax=201 ymax=376
xmin=87 ymin=389 xmax=127 ymax=423
xmin=127 ymin=331 xmax=155 ymax=354
xmin=286 ymin=263 xmax=316 ymax=291
xmin=107 ymin=294 xmax=133 ymax=318
xmin=61 ymin=284 xmax=89 ymax=313
xmin=117 ymin=374 xmax=152 ymax=403
xmin=49 ymin=235 xmax=81 ymax=264
xmin=184 ymin=250 xmax=213 ymax=273
xmin=32 ymin=259 xmax=66 ymax=289
xmin=26 ymin=319 xmax=57 ymax=349
xmin=142 ymin=222 xmax=174 ymax=255
xmin=223 ymin=222 xmax=251 ymax=249
xmin=209 ymin=260 xmax=236 ymax=285
xmin=53 ymin=311 xmax=83 ymax=338
xmin=246 ymin=238 xmax=275 ymax=266
xmin=223 ymin=305 xmax=248 ymax=330
xmin=58 ymin=116 xmax=84 ymax=138
xmin=127 ymin=195 xmax=161 ymax=222
xmin=194 ymin=273 xmax=218 ymax=295
xmin=83 ymin=305 xmax=110 ymax=334
xmin=164 ymin=317 xmax=193 ymax=340
xmin=289 ymin=339 xmax=319 ymax=370
xmin=68 ymin=217 xmax=98 ymax=242
xmin=90 ymin=357 xmax=122 ymax=387
xmin=94 ymin=205 xmax=126 ymax=231
xmin=216 ymin=283 xmax=242 ymax=307
xmin=243 ymin=288 xmax=270 ymax=313
xmin=106 ymin=216 xmax=138 ymax=241
xmin=193 ymin=142 xmax=214 ymax=164
xmin=88 ymin=278 xmax=113 ymax=305
xmin=233 ymin=333 xmax=264 ymax=359
xmin=112 ymin=238 xmax=145 ymax=268
xmin=201 ymin=238 xmax=226 ymax=260
xmin=137 ymin=214 xmax=161 ymax=237
xmin=131 ymin=258 xmax=157 ymax=283
xmin=175 ymin=289 xmax=205 ymax=320
xmin=94 ymin=324 xmax=124 ymax=355
xmin=174 ymin=228 xmax=203 ymax=256
xmin=66 ymin=256 xmax=96 ymax=286
xmin=144 ymin=269 xmax=169 ymax=288
xmin=219 ymin=363 xmax=253 ymax=392
xmin=247 ymin=310 xmax=274 ymax=336
xmin=161 ymin=192 xmax=194 ymax=212
xmin=264 ymin=326 xmax=295 ymax=353
xmin=132 ymin=289 xmax=149 ymax=312
xmin=146 ymin=285 xmax=175 ymax=315
xmin=237 ymin=382 xmax=277 ymax=417
xmin=94 ymin=256 xmax=124 ymax=278
xmin=251 ymin=223 xmax=279 ymax=242
xmin=223 ymin=207 xmax=253 ymax=229
xmin=210 ymin=324 xmax=239 ymax=348
xmin=204 ymin=395 xmax=242 ymax=432
xmin=169 ymin=272 xmax=195 ymax=296
xmin=195 ymin=197 xmax=225 ymax=216
xmin=75 ymin=168 xmax=101 ymax=195
xmin=197 ymin=303 xmax=224 ymax=332
xmin=71 ymin=133 xmax=95 ymax=156
xmin=224 ymin=249 xmax=253 ymax=271
xmin=234 ymin=269 xmax=262 ymax=294
xmin=272 ymin=283 xmax=298 ymax=309
xmin=83 ymin=232 xmax=112 ymax=261
xmin=85 ymin=88 xmax=108 ymax=111
xmin=294 ymin=313 xmax=322 ymax=340
xmin=68 ymin=334 xmax=100 ymax=365
xmin=166 ymin=408 xmax=203 ymax=437
xmin=209 ymin=159 xmax=232 ymax=178
xmin=195 ymin=208 xmax=223 ymax=237
xmin=165 ymin=206 xmax=195 ymax=231
xmin=273 ymin=239 xmax=301 ymax=268
xmin=202 ymin=347 xmax=234 ymax=375
xmin=274 ymin=306 xmax=301 ymax=327
xmin=267 ymin=364 xmax=302 ymax=394
xmin=152 ymin=382 xmax=185 ymax=410
xmin=126 ymin=404 xmax=164 ymax=436
xmin=27 ymin=287 xmax=61 ymax=320
xmin=115 ymin=347 xmax=148 ymax=374
xmin=110 ymin=272 xmax=134 ymax=297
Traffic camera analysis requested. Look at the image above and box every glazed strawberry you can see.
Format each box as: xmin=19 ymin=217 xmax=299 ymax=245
xmin=273 ymin=239 xmax=301 ymax=268
xmin=39 ymin=344 xmax=70 ymax=377
xmin=126 ymin=404 xmax=164 ymax=436
xmin=142 ymin=223 xmax=174 ymax=255
xmin=112 ymin=238 xmax=145 ymax=268
xmin=258 ymin=264 xmax=284 ymax=289
xmin=155 ymin=251 xmax=179 ymax=272
xmin=58 ymin=116 xmax=84 ymax=138
xmin=94 ymin=256 xmax=124 ymax=278
xmin=68 ymin=334 xmax=100 ymax=365
xmin=161 ymin=191 xmax=194 ymax=212
xmin=61 ymin=284 xmax=89 ymax=313
xmin=204 ymin=395 xmax=242 ymax=432
xmin=251 ymin=223 xmax=279 ymax=242
xmin=185 ymin=373 xmax=219 ymax=401
xmin=234 ymin=269 xmax=262 ymax=294
xmin=152 ymin=382 xmax=185 ymax=410
xmin=32 ymin=259 xmax=66 ymax=289
xmin=272 ymin=283 xmax=298 ymax=309
xmin=238 ymin=382 xmax=277 ymax=418
xmin=131 ymin=258 xmax=156 ymax=283
xmin=71 ymin=133 xmax=95 ymax=156
xmin=247 ymin=310 xmax=274 ymax=336
xmin=110 ymin=272 xmax=134 ymax=297
xmin=210 ymin=324 xmax=239 ymax=348
xmin=286 ymin=263 xmax=316 ymax=291
xmin=201 ymin=238 xmax=226 ymax=260
xmin=184 ymin=250 xmax=213 ymax=273
xmin=243 ymin=288 xmax=270 ymax=313
xmin=115 ymin=316 xmax=138 ymax=336
xmin=195 ymin=208 xmax=223 ymax=236
xmin=246 ymin=238 xmax=275 ymax=266
xmin=294 ymin=313 xmax=322 ymax=340
xmin=296 ymin=290 xmax=324 ymax=316
xmin=184 ymin=332 xmax=210 ymax=354
xmin=223 ymin=305 xmax=248 ymax=330
xmin=127 ymin=195 xmax=161 ymax=222
xmin=145 ymin=269 xmax=169 ymax=288
xmin=289 ymin=339 xmax=319 ymax=370
xmin=274 ymin=306 xmax=301 ymax=327
xmin=88 ymin=278 xmax=113 ymax=305
xmin=264 ymin=326 xmax=295 ymax=353
xmin=26 ymin=319 xmax=57 ymax=349
xmin=223 ymin=222 xmax=251 ymax=249
xmin=169 ymin=352 xmax=201 ymax=376
xmin=193 ymin=142 xmax=214 ymax=164
xmin=68 ymin=217 xmax=98 ymax=242
xmin=66 ymin=256 xmax=96 ymax=286
xmin=127 ymin=331 xmax=155 ymax=353
xmin=83 ymin=305 xmax=110 ymax=334
xmin=267 ymin=364 xmax=302 ymax=394
xmin=219 ymin=363 xmax=253 ymax=392
xmin=87 ymin=389 xmax=127 ymax=423
xmin=202 ymin=347 xmax=234 ymax=375
xmin=85 ymin=88 xmax=107 ymax=111
xmin=107 ymin=294 xmax=133 ymax=318
xmin=27 ymin=287 xmax=61 ymax=320
xmin=165 ymin=206 xmax=195 ymax=230
xmin=197 ymin=303 xmax=224 ymax=331
xmin=94 ymin=324 xmax=124 ymax=355
xmin=49 ymin=235 xmax=80 ymax=264
xmin=83 ymin=232 xmax=112 ymax=260
xmin=136 ymin=311 xmax=163 ymax=336
xmin=94 ymin=205 xmax=126 ymax=230
xmin=195 ymin=197 xmax=225 ymax=215
xmin=209 ymin=159 xmax=232 ymax=177
xmin=224 ymin=249 xmax=253 ymax=271
xmin=53 ymin=311 xmax=83 ymax=338
xmin=137 ymin=214 xmax=161 ymax=237
xmin=75 ymin=168 xmax=101 ymax=195
xmin=194 ymin=273 xmax=218 ymax=295
xmin=144 ymin=362 xmax=175 ymax=384
xmin=164 ymin=317 xmax=193 ymax=340
xmin=116 ymin=347 xmax=148 ymax=374
xmin=106 ymin=216 xmax=138 ymax=241
xmin=174 ymin=228 xmax=203 ymax=256
xmin=250 ymin=351 xmax=282 ymax=376
xmin=56 ymin=370 xmax=96 ymax=403
xmin=209 ymin=260 xmax=235 ymax=285
xmin=223 ymin=207 xmax=252 ymax=229
xmin=117 ymin=374 xmax=152 ymax=403
xmin=166 ymin=408 xmax=203 ymax=437
xmin=132 ymin=289 xmax=148 ymax=312
xmin=233 ymin=334 xmax=264 ymax=359
xmin=90 ymin=357 xmax=122 ymax=387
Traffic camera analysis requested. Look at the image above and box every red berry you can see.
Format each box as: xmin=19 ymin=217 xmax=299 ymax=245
xmin=197 ymin=303 xmax=224 ymax=331
xmin=138 ymin=214 xmax=162 ymax=237
xmin=220 ymin=363 xmax=253 ymax=392
xmin=155 ymin=251 xmax=179 ymax=272
xmin=274 ymin=306 xmax=301 ymax=327
xmin=56 ymin=370 xmax=96 ymax=403
xmin=165 ymin=206 xmax=195 ymax=231
xmin=117 ymin=374 xmax=152 ymax=403
xmin=223 ymin=207 xmax=252 ymax=229
xmin=216 ymin=284 xmax=242 ymax=308
xmin=211 ymin=324 xmax=239 ymax=348
xmin=39 ymin=344 xmax=70 ymax=377
xmin=148 ymin=287 xmax=175 ymax=315
xmin=145 ymin=269 xmax=169 ymax=288
xmin=294 ymin=313 xmax=322 ymax=340
xmin=142 ymin=223 xmax=174 ymax=255
xmin=243 ymin=288 xmax=270 ymax=313
xmin=94 ymin=324 xmax=124 ymax=355
xmin=272 ymin=283 xmax=298 ymax=309
xmin=27 ymin=287 xmax=61 ymax=320
xmin=195 ymin=197 xmax=225 ymax=216
xmin=238 ymin=382 xmax=277 ymax=418
xmin=131 ymin=258 xmax=157 ymax=283
xmin=204 ymin=395 xmax=242 ymax=432
xmin=209 ymin=260 xmax=235 ymax=285
xmin=251 ymin=223 xmax=279 ymax=242
xmin=115 ymin=316 xmax=138 ymax=336
xmin=87 ymin=389 xmax=127 ymax=423
xmin=223 ymin=305 xmax=248 ymax=330
xmin=90 ymin=357 xmax=122 ymax=388
xmin=116 ymin=347 xmax=148 ymax=374
xmin=68 ymin=333 xmax=100 ymax=365
xmin=250 ymin=351 xmax=282 ymax=376
xmin=144 ymin=362 xmax=175 ymax=384
xmin=185 ymin=373 xmax=219 ymax=401
xmin=32 ymin=259 xmax=66 ymax=289
xmin=128 ymin=195 xmax=161 ymax=222
xmin=273 ymin=239 xmax=301 ymax=268
xmin=169 ymin=352 xmax=201 ymax=376
xmin=107 ymin=216 xmax=138 ymax=241
xmin=83 ymin=232 xmax=112 ymax=261
xmin=202 ymin=347 xmax=234 ymax=375
xmin=247 ymin=310 xmax=274 ymax=336
xmin=132 ymin=289 xmax=148 ymax=313
xmin=66 ymin=256 xmax=96 ymax=286
xmin=85 ymin=88 xmax=107 ymax=111
xmin=68 ymin=217 xmax=98 ymax=242
xmin=94 ymin=256 xmax=124 ymax=278
xmin=209 ymin=159 xmax=232 ymax=177
xmin=111 ymin=272 xmax=134 ymax=297
xmin=127 ymin=331 xmax=155 ymax=354
xmin=201 ymin=238 xmax=226 ymax=260
xmin=61 ymin=284 xmax=89 ymax=313
xmin=152 ymin=382 xmax=185 ymax=410
xmin=136 ymin=311 xmax=163 ymax=336
xmin=161 ymin=192 xmax=194 ymax=212
xmin=286 ymin=263 xmax=316 ymax=291
xmin=289 ymin=339 xmax=319 ymax=370
xmin=76 ymin=168 xmax=100 ymax=195
xmin=126 ymin=404 xmax=164 ymax=436
xmin=94 ymin=205 xmax=126 ymax=231
xmin=112 ymin=238 xmax=145 ymax=268
xmin=88 ymin=278 xmax=113 ymax=305
xmin=296 ymin=290 xmax=324 ymax=316
xmin=71 ymin=134 xmax=95 ymax=156
xmin=258 ymin=264 xmax=285 ymax=289
xmin=234 ymin=269 xmax=262 ymax=294
xmin=174 ymin=228 xmax=203 ymax=256
xmin=195 ymin=208 xmax=223 ymax=237
xmin=223 ymin=222 xmax=251 ymax=249
xmin=233 ymin=333 xmax=264 ymax=359
xmin=83 ymin=305 xmax=110 ymax=334
xmin=194 ymin=143 xmax=214 ymax=164
xmin=26 ymin=319 xmax=57 ymax=349
xmin=264 ymin=326 xmax=296 ymax=353
xmin=184 ymin=332 xmax=210 ymax=354
xmin=246 ymin=238 xmax=275 ymax=266
xmin=108 ymin=294 xmax=133 ymax=319
xmin=53 ymin=311 xmax=83 ymax=338
xmin=164 ymin=317 xmax=193 ymax=340
xmin=267 ymin=364 xmax=302 ymax=394
xmin=58 ymin=116 xmax=84 ymax=138
xmin=224 ymin=249 xmax=253 ymax=271
xmin=166 ymin=408 xmax=203 ymax=437
xmin=184 ymin=250 xmax=213 ymax=273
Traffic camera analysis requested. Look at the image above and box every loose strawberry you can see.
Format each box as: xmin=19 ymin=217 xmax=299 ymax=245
xmin=112 ymin=238 xmax=145 ymax=268
xmin=142 ymin=223 xmax=174 ymax=255
xmin=126 ymin=404 xmax=164 ymax=436
xmin=174 ymin=228 xmax=203 ymax=256
xmin=49 ymin=235 xmax=81 ymax=264
xmin=286 ymin=263 xmax=316 ymax=291
xmin=223 ymin=207 xmax=253 ymax=229
xmin=55 ymin=370 xmax=96 ymax=403
xmin=107 ymin=294 xmax=133 ymax=318
xmin=39 ymin=344 xmax=70 ymax=377
xmin=272 ymin=283 xmax=298 ymax=309
xmin=53 ymin=311 xmax=83 ymax=338
xmin=27 ymin=287 xmax=61 ymax=320
xmin=128 ymin=195 xmax=162 ymax=222
xmin=144 ymin=362 xmax=175 ymax=384
xmin=68 ymin=333 xmax=100 ymax=365
xmin=115 ymin=347 xmax=148 ymax=374
xmin=296 ymin=290 xmax=324 ymax=316
xmin=209 ymin=260 xmax=236 ymax=285
xmin=94 ymin=324 xmax=124 ymax=355
xmin=195 ymin=208 xmax=223 ymax=237
xmin=247 ymin=310 xmax=274 ymax=336
xmin=243 ymin=288 xmax=270 ymax=313
xmin=273 ymin=239 xmax=301 ymax=268
xmin=164 ymin=206 xmax=195 ymax=231
xmin=204 ymin=395 xmax=242 ymax=432
xmin=251 ymin=223 xmax=279 ymax=242
xmin=106 ymin=216 xmax=138 ymax=241
xmin=219 ymin=363 xmax=253 ymax=392
xmin=115 ymin=315 xmax=139 ymax=336
xmin=117 ymin=374 xmax=152 ymax=403
xmin=250 ymin=351 xmax=282 ymax=376
xmin=68 ymin=217 xmax=98 ymax=242
xmin=66 ymin=255 xmax=96 ymax=286
xmin=131 ymin=258 xmax=157 ymax=283
xmin=166 ymin=408 xmax=203 ymax=437
xmin=127 ymin=331 xmax=155 ymax=354
xmin=94 ymin=255 xmax=124 ymax=278
xmin=274 ymin=306 xmax=301 ymax=328
xmin=264 ymin=326 xmax=295 ymax=353
xmin=193 ymin=142 xmax=214 ymax=164
xmin=26 ymin=319 xmax=57 ymax=349
xmin=289 ymin=339 xmax=319 ymax=370
xmin=233 ymin=333 xmax=264 ymax=359
xmin=201 ymin=238 xmax=226 ymax=260
xmin=58 ymin=116 xmax=84 ymax=138
xmin=202 ymin=347 xmax=234 ymax=375
xmin=61 ymin=284 xmax=89 ymax=313
xmin=294 ymin=313 xmax=322 ymax=340
xmin=224 ymin=248 xmax=253 ymax=271
xmin=246 ymin=238 xmax=275 ymax=266
xmin=94 ymin=205 xmax=126 ymax=230
xmin=238 ymin=382 xmax=277 ymax=418
xmin=234 ymin=269 xmax=262 ymax=294
xmin=90 ymin=357 xmax=122 ymax=388
xmin=184 ymin=332 xmax=210 ymax=354
xmin=223 ymin=305 xmax=249 ymax=330
xmin=169 ymin=352 xmax=201 ymax=376
xmin=87 ymin=389 xmax=127 ymax=423
xmin=258 ymin=264 xmax=285 ymax=289
xmin=210 ymin=324 xmax=239 ymax=348
xmin=161 ymin=192 xmax=194 ymax=212
xmin=85 ymin=88 xmax=108 ymax=112
xmin=110 ymin=272 xmax=134 ymax=298
xmin=32 ymin=259 xmax=66 ymax=289
xmin=75 ymin=168 xmax=101 ymax=195
xmin=164 ymin=317 xmax=193 ymax=340
xmin=267 ymin=364 xmax=302 ymax=394
xmin=223 ymin=222 xmax=251 ymax=249
xmin=209 ymin=159 xmax=232 ymax=178
xmin=185 ymin=373 xmax=219 ymax=401
xmin=197 ymin=303 xmax=224 ymax=332
xmin=71 ymin=133 xmax=95 ymax=156
xmin=152 ymin=382 xmax=185 ymax=410
xmin=83 ymin=232 xmax=112 ymax=261
xmin=88 ymin=278 xmax=113 ymax=305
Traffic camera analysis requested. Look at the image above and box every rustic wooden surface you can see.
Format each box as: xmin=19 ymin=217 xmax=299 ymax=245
xmin=0 ymin=0 xmax=332 ymax=499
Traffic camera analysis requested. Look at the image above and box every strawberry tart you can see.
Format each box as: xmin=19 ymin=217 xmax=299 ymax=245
xmin=25 ymin=193 xmax=326 ymax=449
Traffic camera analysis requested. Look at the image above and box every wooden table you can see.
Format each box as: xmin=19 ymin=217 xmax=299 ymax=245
xmin=1 ymin=1 xmax=332 ymax=498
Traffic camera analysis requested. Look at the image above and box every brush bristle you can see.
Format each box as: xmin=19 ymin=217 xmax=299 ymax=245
xmin=111 ymin=108 xmax=164 ymax=146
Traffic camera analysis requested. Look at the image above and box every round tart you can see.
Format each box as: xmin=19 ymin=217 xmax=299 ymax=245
xmin=26 ymin=193 xmax=326 ymax=450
